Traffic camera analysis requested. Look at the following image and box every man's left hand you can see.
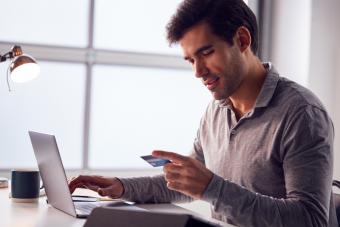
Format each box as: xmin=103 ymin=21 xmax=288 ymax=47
xmin=152 ymin=150 xmax=213 ymax=199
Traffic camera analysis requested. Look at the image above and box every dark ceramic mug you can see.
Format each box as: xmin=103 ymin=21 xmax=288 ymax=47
xmin=11 ymin=170 xmax=40 ymax=202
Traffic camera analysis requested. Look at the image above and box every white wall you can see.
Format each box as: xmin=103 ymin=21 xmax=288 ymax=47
xmin=308 ymin=0 xmax=340 ymax=180
xmin=271 ymin=0 xmax=340 ymax=180
xmin=335 ymin=49 xmax=340 ymax=182
xmin=271 ymin=0 xmax=312 ymax=86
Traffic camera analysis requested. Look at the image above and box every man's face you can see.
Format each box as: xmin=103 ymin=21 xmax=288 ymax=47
xmin=180 ymin=22 xmax=246 ymax=100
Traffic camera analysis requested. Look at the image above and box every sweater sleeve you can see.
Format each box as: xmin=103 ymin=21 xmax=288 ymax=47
xmin=119 ymin=174 xmax=194 ymax=203
xmin=202 ymin=106 xmax=335 ymax=227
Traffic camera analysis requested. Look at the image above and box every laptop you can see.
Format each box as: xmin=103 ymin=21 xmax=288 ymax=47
xmin=28 ymin=131 xmax=139 ymax=218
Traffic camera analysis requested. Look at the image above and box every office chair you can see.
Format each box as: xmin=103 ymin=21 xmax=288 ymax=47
xmin=333 ymin=180 xmax=340 ymax=227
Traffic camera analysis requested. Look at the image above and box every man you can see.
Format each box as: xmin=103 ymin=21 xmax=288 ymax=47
xmin=69 ymin=0 xmax=337 ymax=226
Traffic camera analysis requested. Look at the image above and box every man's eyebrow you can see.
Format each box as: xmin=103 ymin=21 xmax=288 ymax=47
xmin=184 ymin=44 xmax=213 ymax=61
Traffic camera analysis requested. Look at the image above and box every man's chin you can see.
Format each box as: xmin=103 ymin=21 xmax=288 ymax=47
xmin=212 ymin=91 xmax=228 ymax=100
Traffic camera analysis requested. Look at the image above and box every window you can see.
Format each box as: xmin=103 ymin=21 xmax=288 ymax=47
xmin=0 ymin=0 xmax=89 ymax=47
xmin=0 ymin=62 xmax=86 ymax=168
xmin=89 ymin=66 xmax=210 ymax=168
xmin=0 ymin=0 xmax=259 ymax=170
xmin=94 ymin=0 xmax=182 ymax=54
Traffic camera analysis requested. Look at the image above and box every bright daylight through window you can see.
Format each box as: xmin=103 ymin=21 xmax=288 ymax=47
xmin=0 ymin=0 xmax=258 ymax=170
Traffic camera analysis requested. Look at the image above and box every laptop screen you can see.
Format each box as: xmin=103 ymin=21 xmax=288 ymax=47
xmin=29 ymin=131 xmax=77 ymax=217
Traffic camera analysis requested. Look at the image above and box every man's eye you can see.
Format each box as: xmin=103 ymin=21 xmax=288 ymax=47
xmin=187 ymin=59 xmax=194 ymax=65
xmin=202 ymin=49 xmax=214 ymax=56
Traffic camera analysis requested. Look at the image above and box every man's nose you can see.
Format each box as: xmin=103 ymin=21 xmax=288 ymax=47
xmin=194 ymin=60 xmax=208 ymax=78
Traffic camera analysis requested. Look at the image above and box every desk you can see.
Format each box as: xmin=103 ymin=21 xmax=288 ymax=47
xmin=0 ymin=188 xmax=234 ymax=227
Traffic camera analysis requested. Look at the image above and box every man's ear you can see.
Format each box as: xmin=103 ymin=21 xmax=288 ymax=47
xmin=234 ymin=26 xmax=251 ymax=52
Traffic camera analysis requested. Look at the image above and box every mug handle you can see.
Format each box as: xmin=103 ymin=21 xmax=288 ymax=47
xmin=39 ymin=182 xmax=46 ymax=197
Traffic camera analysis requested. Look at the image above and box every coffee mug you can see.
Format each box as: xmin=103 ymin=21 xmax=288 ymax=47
xmin=11 ymin=170 xmax=40 ymax=203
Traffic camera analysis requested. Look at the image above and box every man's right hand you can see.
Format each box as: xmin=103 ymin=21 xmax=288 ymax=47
xmin=68 ymin=175 xmax=124 ymax=198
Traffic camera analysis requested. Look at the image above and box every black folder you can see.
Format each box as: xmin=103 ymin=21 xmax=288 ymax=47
xmin=84 ymin=206 xmax=220 ymax=227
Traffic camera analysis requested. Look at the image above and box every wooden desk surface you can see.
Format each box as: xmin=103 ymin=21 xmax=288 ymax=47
xmin=0 ymin=187 xmax=233 ymax=227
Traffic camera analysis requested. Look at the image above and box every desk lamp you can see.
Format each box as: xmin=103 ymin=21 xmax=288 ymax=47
xmin=0 ymin=46 xmax=39 ymax=187
xmin=0 ymin=45 xmax=40 ymax=91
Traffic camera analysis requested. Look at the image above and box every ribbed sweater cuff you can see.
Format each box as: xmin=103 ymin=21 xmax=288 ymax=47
xmin=201 ymin=174 xmax=225 ymax=204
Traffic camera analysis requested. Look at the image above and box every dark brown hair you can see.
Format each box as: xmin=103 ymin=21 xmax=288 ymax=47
xmin=166 ymin=0 xmax=259 ymax=54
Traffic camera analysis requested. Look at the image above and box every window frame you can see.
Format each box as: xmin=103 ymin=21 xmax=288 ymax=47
xmin=0 ymin=0 xmax=260 ymax=171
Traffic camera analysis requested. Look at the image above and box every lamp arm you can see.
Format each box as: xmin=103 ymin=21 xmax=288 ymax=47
xmin=6 ymin=66 xmax=12 ymax=92
xmin=0 ymin=51 xmax=14 ymax=91
xmin=0 ymin=52 xmax=13 ymax=63
xmin=1 ymin=46 xmax=22 ymax=63
xmin=0 ymin=52 xmax=12 ymax=91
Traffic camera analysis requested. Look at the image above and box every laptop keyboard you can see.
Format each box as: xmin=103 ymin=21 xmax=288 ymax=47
xmin=74 ymin=202 xmax=101 ymax=215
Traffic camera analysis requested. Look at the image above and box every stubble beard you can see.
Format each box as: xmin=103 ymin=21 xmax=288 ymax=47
xmin=213 ymin=48 xmax=246 ymax=100
xmin=212 ymin=68 xmax=244 ymax=100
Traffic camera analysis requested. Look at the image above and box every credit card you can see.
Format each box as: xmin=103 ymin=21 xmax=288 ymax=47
xmin=141 ymin=155 xmax=171 ymax=167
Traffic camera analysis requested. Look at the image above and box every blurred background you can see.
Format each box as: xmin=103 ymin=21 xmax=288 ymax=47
xmin=1 ymin=0 xmax=340 ymax=214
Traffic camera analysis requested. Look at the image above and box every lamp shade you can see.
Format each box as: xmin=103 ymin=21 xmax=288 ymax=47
xmin=10 ymin=54 xmax=40 ymax=83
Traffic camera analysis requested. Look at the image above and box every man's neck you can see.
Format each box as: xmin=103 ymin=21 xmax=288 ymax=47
xmin=229 ymin=59 xmax=267 ymax=120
